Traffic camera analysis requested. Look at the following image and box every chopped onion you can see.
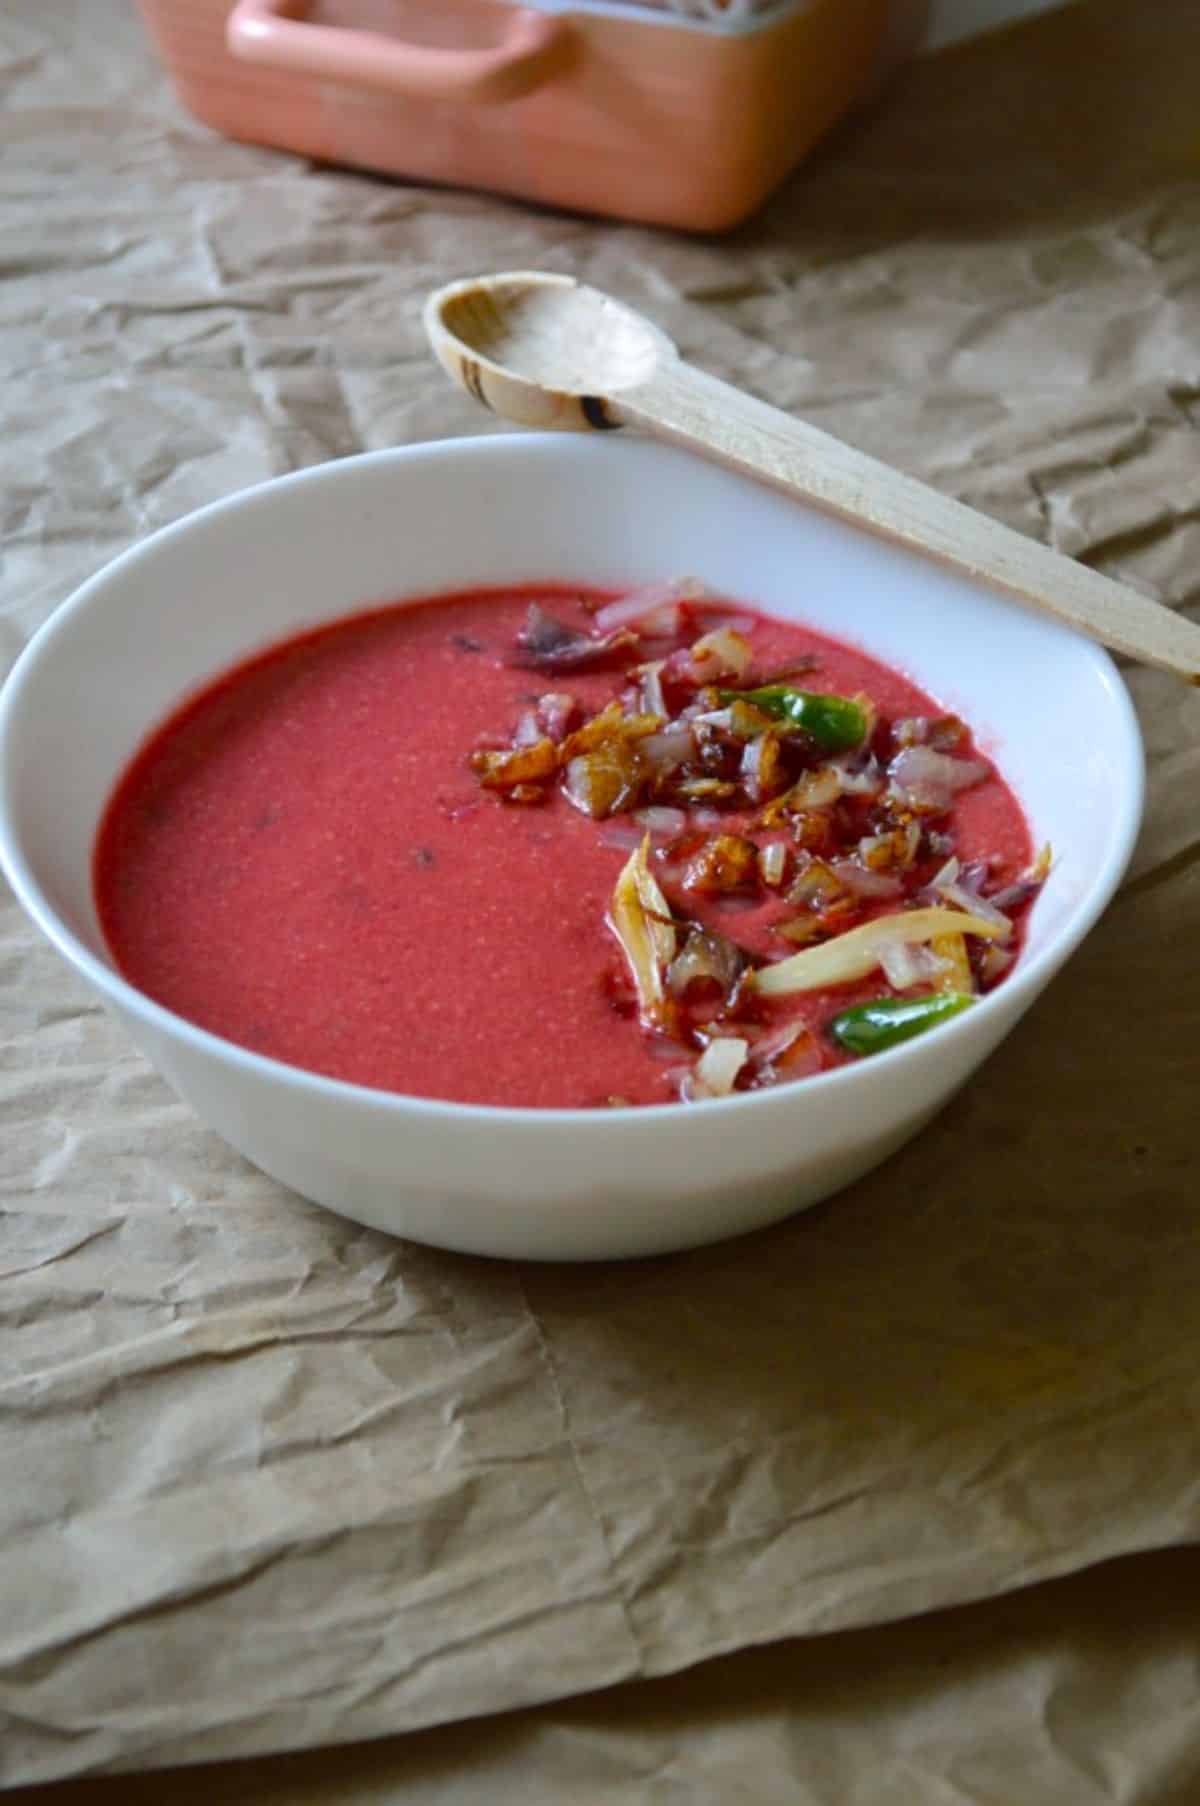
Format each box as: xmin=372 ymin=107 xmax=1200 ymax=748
xmin=678 ymin=778 xmax=738 ymax=802
xmin=753 ymin=906 xmax=1010 ymax=997
xmin=688 ymin=626 xmax=753 ymax=681
xmin=740 ymin=730 xmax=786 ymax=803
xmin=513 ymin=707 xmax=541 ymax=748
xmin=691 ymin=1036 xmax=749 ymax=1099
xmin=878 ymin=939 xmax=946 ymax=990
xmin=593 ymin=578 xmax=710 ymax=636
xmin=513 ymin=604 xmax=634 ymax=671
xmin=666 ymin=925 xmax=747 ymax=999
xmin=787 ymin=857 xmax=845 ymax=909
xmin=608 ymin=836 xmax=676 ymax=1024
xmin=748 ymin=1019 xmax=808 ymax=1066
xmin=635 ymin=805 xmax=688 ymax=837
xmin=830 ymin=859 xmax=904 ymax=900
xmin=888 ymin=745 xmax=989 ymax=812
xmin=978 ymin=943 xmax=1015 ymax=986
xmin=929 ymin=929 xmax=974 ymax=995
xmin=858 ymin=823 xmax=920 ymax=871
xmin=928 ymin=715 xmax=967 ymax=751
xmin=639 ymin=725 xmax=694 ymax=774
xmin=472 ymin=738 xmax=559 ymax=789
xmin=704 ymin=614 xmax=758 ymax=637
xmin=750 ymin=1021 xmax=823 ymax=1082
xmin=829 ymin=755 xmax=884 ymax=798
xmin=563 ymin=742 xmax=641 ymax=819
xmin=635 ymin=660 xmax=668 ymax=718
xmin=791 ymin=766 xmax=844 ymax=808
xmin=598 ymin=820 xmax=647 ymax=852
xmin=683 ymin=833 xmax=758 ymax=894
xmin=535 ymin=692 xmax=577 ymax=743
xmin=758 ymin=841 xmax=788 ymax=888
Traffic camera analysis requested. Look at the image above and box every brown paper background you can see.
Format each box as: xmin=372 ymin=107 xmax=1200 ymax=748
xmin=3 ymin=0 xmax=1200 ymax=1791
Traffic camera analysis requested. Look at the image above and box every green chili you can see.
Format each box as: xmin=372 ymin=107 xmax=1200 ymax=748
xmin=830 ymin=991 xmax=975 ymax=1056
xmin=718 ymin=685 xmax=867 ymax=752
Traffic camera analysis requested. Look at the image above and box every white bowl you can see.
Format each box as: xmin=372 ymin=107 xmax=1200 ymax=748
xmin=0 ymin=435 xmax=1142 ymax=1260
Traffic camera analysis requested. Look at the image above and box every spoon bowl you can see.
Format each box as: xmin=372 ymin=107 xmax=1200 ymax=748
xmin=426 ymin=270 xmax=1200 ymax=683
xmin=427 ymin=270 xmax=672 ymax=431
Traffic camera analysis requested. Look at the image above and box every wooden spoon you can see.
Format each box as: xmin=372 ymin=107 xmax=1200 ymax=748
xmin=424 ymin=270 xmax=1200 ymax=683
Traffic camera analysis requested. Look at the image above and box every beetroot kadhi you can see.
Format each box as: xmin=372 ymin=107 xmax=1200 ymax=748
xmin=94 ymin=583 xmax=1040 ymax=1110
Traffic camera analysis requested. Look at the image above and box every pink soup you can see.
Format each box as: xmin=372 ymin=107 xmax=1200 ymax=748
xmin=94 ymin=586 xmax=1037 ymax=1109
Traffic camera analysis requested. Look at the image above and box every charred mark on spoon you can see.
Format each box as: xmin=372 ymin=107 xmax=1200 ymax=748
xmin=462 ymin=358 xmax=491 ymax=409
xmin=581 ymin=395 xmax=620 ymax=431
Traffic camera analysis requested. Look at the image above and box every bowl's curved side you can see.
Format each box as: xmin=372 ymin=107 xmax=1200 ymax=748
xmin=0 ymin=434 xmax=1145 ymax=1260
xmin=109 ymin=971 xmax=1037 ymax=1261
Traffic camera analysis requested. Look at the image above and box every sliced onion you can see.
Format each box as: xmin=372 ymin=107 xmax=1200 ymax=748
xmin=959 ymin=858 xmax=994 ymax=892
xmin=988 ymin=878 xmax=1038 ymax=913
xmin=933 ymin=873 xmax=1011 ymax=931
xmin=753 ymin=906 xmax=1010 ymax=997
xmin=989 ymin=843 xmax=1053 ymax=911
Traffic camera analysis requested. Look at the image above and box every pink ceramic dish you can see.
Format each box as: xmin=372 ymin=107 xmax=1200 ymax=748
xmin=134 ymin=0 xmax=897 ymax=231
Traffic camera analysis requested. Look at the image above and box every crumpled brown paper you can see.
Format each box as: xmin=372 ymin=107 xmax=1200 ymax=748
xmin=3 ymin=0 xmax=1200 ymax=1791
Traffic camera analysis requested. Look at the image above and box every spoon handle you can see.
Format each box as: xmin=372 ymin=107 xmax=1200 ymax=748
xmin=615 ymin=360 xmax=1200 ymax=682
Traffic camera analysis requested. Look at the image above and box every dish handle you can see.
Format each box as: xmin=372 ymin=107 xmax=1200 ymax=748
xmin=226 ymin=0 xmax=570 ymax=104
